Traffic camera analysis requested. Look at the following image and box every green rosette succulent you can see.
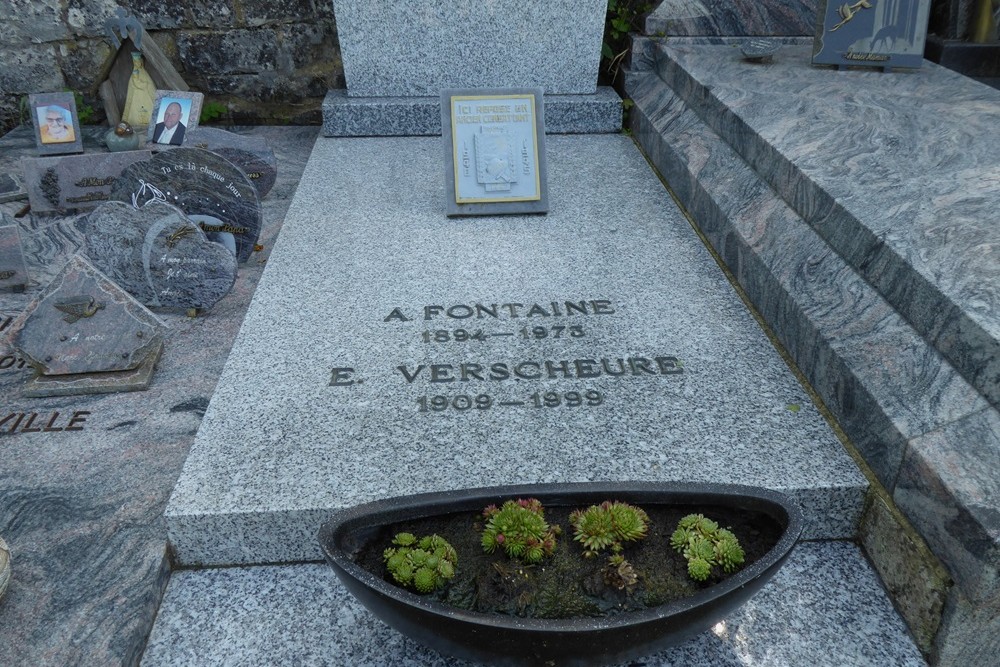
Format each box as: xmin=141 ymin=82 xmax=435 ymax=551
xmin=383 ymin=532 xmax=458 ymax=593
xmin=481 ymin=498 xmax=558 ymax=564
xmin=569 ymin=500 xmax=650 ymax=557
xmin=671 ymin=514 xmax=746 ymax=582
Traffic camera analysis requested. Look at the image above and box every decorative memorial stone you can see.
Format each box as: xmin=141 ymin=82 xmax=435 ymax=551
xmin=441 ymin=88 xmax=548 ymax=217
xmin=0 ymin=219 xmax=29 ymax=293
xmin=109 ymin=148 xmax=262 ymax=262
xmin=185 ymin=127 xmax=278 ymax=198
xmin=21 ymin=151 xmax=152 ymax=213
xmin=84 ymin=200 xmax=238 ymax=311
xmin=812 ymin=0 xmax=932 ymax=70
xmin=4 ymin=255 xmax=167 ymax=397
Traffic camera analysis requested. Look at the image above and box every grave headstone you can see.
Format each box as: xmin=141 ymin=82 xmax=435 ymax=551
xmin=84 ymin=200 xmax=238 ymax=311
xmin=109 ymin=148 xmax=262 ymax=263
xmin=4 ymin=255 xmax=168 ymax=397
xmin=0 ymin=220 xmax=29 ymax=293
xmin=21 ymin=151 xmax=152 ymax=213
xmin=185 ymin=128 xmax=277 ymax=198
xmin=441 ymin=88 xmax=548 ymax=217
xmin=0 ymin=173 xmax=27 ymax=204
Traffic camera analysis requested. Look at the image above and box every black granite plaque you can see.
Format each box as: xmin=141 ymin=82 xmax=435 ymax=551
xmin=185 ymin=127 xmax=277 ymax=198
xmin=84 ymin=200 xmax=238 ymax=311
xmin=21 ymin=151 xmax=152 ymax=213
xmin=110 ymin=148 xmax=262 ymax=262
xmin=0 ymin=221 xmax=29 ymax=293
xmin=812 ymin=0 xmax=931 ymax=69
xmin=4 ymin=255 xmax=167 ymax=396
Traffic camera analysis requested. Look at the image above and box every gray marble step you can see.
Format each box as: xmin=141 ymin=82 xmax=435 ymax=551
xmin=625 ymin=60 xmax=1000 ymax=664
xmin=140 ymin=542 xmax=926 ymax=666
xmin=164 ymin=133 xmax=865 ymax=568
xmin=648 ymin=41 xmax=1000 ymax=412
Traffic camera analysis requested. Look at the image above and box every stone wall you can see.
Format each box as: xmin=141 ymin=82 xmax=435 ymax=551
xmin=0 ymin=0 xmax=342 ymax=135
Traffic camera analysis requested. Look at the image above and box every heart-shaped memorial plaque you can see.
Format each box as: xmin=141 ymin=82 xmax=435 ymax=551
xmin=85 ymin=200 xmax=237 ymax=311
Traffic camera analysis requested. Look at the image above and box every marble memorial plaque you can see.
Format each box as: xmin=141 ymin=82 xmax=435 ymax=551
xmin=84 ymin=200 xmax=238 ymax=311
xmin=4 ymin=255 xmax=167 ymax=396
xmin=812 ymin=0 xmax=931 ymax=69
xmin=185 ymin=127 xmax=277 ymax=198
xmin=21 ymin=151 xmax=152 ymax=213
xmin=0 ymin=221 xmax=29 ymax=292
xmin=441 ymin=88 xmax=548 ymax=217
xmin=110 ymin=148 xmax=262 ymax=263
xmin=0 ymin=173 xmax=27 ymax=204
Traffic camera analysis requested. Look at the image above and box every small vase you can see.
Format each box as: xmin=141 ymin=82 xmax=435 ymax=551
xmin=105 ymin=122 xmax=144 ymax=152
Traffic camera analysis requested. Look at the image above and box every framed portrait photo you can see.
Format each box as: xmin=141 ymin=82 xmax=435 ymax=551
xmin=29 ymin=92 xmax=84 ymax=156
xmin=147 ymin=91 xmax=204 ymax=147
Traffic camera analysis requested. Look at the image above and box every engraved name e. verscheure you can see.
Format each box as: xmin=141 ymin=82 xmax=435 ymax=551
xmin=328 ymin=298 xmax=684 ymax=414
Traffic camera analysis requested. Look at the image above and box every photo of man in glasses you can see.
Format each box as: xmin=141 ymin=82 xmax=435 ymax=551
xmin=38 ymin=105 xmax=76 ymax=144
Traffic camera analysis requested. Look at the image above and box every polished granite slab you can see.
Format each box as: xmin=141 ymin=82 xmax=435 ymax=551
xmin=646 ymin=0 xmax=818 ymax=36
xmin=165 ymin=133 xmax=865 ymax=567
xmin=0 ymin=125 xmax=318 ymax=667
xmin=625 ymin=44 xmax=1000 ymax=664
xmin=140 ymin=541 xmax=926 ymax=667
xmin=649 ymin=42 xmax=1000 ymax=410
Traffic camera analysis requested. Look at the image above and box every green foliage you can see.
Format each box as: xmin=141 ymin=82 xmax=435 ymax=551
xmin=200 ymin=101 xmax=228 ymax=124
xmin=383 ymin=532 xmax=458 ymax=593
xmin=569 ymin=500 xmax=649 ymax=558
xmin=67 ymin=90 xmax=95 ymax=124
xmin=670 ymin=514 xmax=746 ymax=582
xmin=481 ymin=498 xmax=558 ymax=564
xmin=602 ymin=0 xmax=653 ymax=83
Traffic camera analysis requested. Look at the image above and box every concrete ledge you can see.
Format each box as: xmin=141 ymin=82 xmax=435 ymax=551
xmin=322 ymin=87 xmax=623 ymax=137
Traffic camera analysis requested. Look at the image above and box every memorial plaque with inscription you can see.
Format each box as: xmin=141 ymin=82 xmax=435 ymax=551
xmin=110 ymin=148 xmax=262 ymax=262
xmin=84 ymin=200 xmax=238 ymax=311
xmin=0 ymin=220 xmax=29 ymax=293
xmin=21 ymin=151 xmax=152 ymax=213
xmin=4 ymin=255 xmax=168 ymax=396
xmin=185 ymin=127 xmax=278 ymax=198
xmin=442 ymin=88 xmax=548 ymax=217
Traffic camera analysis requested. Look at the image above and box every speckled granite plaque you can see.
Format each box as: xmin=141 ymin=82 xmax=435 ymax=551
xmin=84 ymin=200 xmax=238 ymax=311
xmin=165 ymin=135 xmax=865 ymax=567
xmin=0 ymin=222 xmax=29 ymax=293
xmin=442 ymin=88 xmax=548 ymax=216
xmin=110 ymin=148 xmax=262 ymax=263
xmin=813 ymin=0 xmax=931 ymax=69
xmin=185 ymin=128 xmax=277 ymax=199
xmin=21 ymin=151 xmax=152 ymax=213
xmin=4 ymin=255 xmax=167 ymax=396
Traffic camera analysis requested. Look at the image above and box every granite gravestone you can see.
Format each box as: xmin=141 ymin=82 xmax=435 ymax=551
xmin=110 ymin=148 xmax=262 ymax=262
xmin=84 ymin=200 xmax=238 ymax=311
xmin=0 ymin=220 xmax=29 ymax=293
xmin=184 ymin=128 xmax=277 ymax=198
xmin=5 ymin=255 xmax=168 ymax=396
xmin=441 ymin=88 xmax=548 ymax=217
xmin=21 ymin=151 xmax=152 ymax=213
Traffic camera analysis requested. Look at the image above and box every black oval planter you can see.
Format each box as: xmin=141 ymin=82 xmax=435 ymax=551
xmin=318 ymin=482 xmax=803 ymax=667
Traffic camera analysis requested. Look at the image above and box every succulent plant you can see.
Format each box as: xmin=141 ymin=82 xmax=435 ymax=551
xmin=383 ymin=532 xmax=458 ymax=593
xmin=670 ymin=514 xmax=745 ymax=582
xmin=481 ymin=498 xmax=558 ymax=564
xmin=569 ymin=500 xmax=650 ymax=557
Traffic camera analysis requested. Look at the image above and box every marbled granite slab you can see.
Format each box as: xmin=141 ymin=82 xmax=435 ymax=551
xmin=139 ymin=542 xmax=926 ymax=666
xmin=651 ymin=42 xmax=1000 ymax=411
xmin=165 ymin=134 xmax=865 ymax=567
xmin=895 ymin=407 xmax=1000 ymax=603
xmin=646 ymin=0 xmax=819 ymax=36
xmin=332 ymin=0 xmax=606 ymax=96
xmin=625 ymin=69 xmax=989 ymax=490
xmin=0 ymin=125 xmax=318 ymax=667
xmin=321 ymin=88 xmax=623 ymax=137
